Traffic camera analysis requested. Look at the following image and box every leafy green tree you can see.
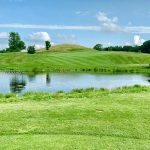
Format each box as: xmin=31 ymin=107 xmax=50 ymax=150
xmin=27 ymin=46 xmax=36 ymax=54
xmin=18 ymin=41 xmax=26 ymax=50
xmin=141 ymin=40 xmax=150 ymax=54
xmin=93 ymin=44 xmax=103 ymax=51
xmin=8 ymin=32 xmax=26 ymax=52
xmin=132 ymin=46 xmax=141 ymax=52
xmin=45 ymin=41 xmax=51 ymax=50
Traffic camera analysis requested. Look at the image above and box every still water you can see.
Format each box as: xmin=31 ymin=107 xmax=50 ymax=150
xmin=0 ymin=72 xmax=150 ymax=94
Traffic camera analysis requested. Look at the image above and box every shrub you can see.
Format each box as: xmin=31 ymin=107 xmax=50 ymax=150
xmin=93 ymin=44 xmax=103 ymax=51
xmin=27 ymin=46 xmax=36 ymax=54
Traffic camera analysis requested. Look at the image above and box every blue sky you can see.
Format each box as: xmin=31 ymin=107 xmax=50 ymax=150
xmin=0 ymin=0 xmax=150 ymax=49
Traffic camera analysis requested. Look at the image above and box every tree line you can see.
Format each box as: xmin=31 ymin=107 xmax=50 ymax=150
xmin=0 ymin=32 xmax=51 ymax=54
xmin=94 ymin=41 xmax=150 ymax=54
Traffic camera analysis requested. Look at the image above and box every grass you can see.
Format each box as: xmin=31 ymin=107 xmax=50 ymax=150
xmin=39 ymin=44 xmax=87 ymax=52
xmin=0 ymin=44 xmax=150 ymax=73
xmin=0 ymin=45 xmax=150 ymax=149
xmin=0 ymin=86 xmax=150 ymax=149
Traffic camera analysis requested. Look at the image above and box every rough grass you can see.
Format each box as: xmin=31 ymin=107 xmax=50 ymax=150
xmin=0 ymin=45 xmax=150 ymax=72
xmin=39 ymin=44 xmax=87 ymax=52
xmin=0 ymin=86 xmax=150 ymax=149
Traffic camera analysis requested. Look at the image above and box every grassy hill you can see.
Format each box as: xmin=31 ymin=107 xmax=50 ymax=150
xmin=0 ymin=86 xmax=150 ymax=149
xmin=0 ymin=44 xmax=150 ymax=72
xmin=38 ymin=44 xmax=88 ymax=52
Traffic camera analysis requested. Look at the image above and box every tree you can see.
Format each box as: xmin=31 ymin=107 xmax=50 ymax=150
xmin=8 ymin=32 xmax=26 ymax=52
xmin=93 ymin=44 xmax=103 ymax=51
xmin=132 ymin=46 xmax=141 ymax=52
xmin=104 ymin=45 xmax=141 ymax=53
xmin=18 ymin=41 xmax=26 ymax=50
xmin=122 ymin=46 xmax=133 ymax=52
xmin=27 ymin=46 xmax=36 ymax=54
xmin=141 ymin=40 xmax=150 ymax=54
xmin=45 ymin=41 xmax=51 ymax=50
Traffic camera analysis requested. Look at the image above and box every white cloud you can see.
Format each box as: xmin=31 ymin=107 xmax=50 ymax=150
xmin=96 ymin=12 xmax=121 ymax=32
xmin=125 ymin=26 xmax=150 ymax=33
xmin=0 ymin=24 xmax=102 ymax=31
xmin=28 ymin=32 xmax=54 ymax=50
xmin=134 ymin=35 xmax=145 ymax=46
xmin=96 ymin=12 xmax=118 ymax=23
xmin=35 ymin=42 xmax=55 ymax=50
xmin=0 ymin=14 xmax=150 ymax=33
xmin=35 ymin=44 xmax=45 ymax=49
xmin=29 ymin=32 xmax=51 ymax=42
xmin=96 ymin=12 xmax=150 ymax=33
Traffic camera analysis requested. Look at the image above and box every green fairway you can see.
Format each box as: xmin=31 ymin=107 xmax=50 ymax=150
xmin=0 ymin=45 xmax=150 ymax=72
xmin=0 ymin=86 xmax=150 ymax=149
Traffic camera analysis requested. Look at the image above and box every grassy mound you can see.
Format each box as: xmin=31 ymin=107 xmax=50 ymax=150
xmin=38 ymin=44 xmax=88 ymax=52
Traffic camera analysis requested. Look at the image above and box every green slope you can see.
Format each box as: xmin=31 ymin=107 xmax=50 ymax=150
xmin=0 ymin=45 xmax=150 ymax=72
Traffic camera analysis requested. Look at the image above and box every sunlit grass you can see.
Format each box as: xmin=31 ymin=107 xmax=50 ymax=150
xmin=0 ymin=86 xmax=150 ymax=149
xmin=0 ymin=46 xmax=150 ymax=73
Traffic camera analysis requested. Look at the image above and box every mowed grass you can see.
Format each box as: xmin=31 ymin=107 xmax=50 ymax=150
xmin=0 ymin=86 xmax=150 ymax=149
xmin=0 ymin=44 xmax=150 ymax=72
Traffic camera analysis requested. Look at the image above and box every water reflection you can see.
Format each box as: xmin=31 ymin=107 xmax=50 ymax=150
xmin=28 ymin=74 xmax=36 ymax=82
xmin=46 ymin=74 xmax=51 ymax=85
xmin=145 ymin=74 xmax=150 ymax=83
xmin=10 ymin=75 xmax=26 ymax=93
xmin=0 ymin=72 xmax=149 ymax=94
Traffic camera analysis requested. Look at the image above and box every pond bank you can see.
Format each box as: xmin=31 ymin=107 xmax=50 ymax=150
xmin=0 ymin=85 xmax=150 ymax=149
xmin=0 ymin=64 xmax=150 ymax=74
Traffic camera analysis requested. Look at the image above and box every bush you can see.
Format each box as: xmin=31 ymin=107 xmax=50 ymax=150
xmin=27 ymin=46 xmax=36 ymax=54
xmin=93 ymin=44 xmax=103 ymax=51
xmin=0 ymin=49 xmax=6 ymax=53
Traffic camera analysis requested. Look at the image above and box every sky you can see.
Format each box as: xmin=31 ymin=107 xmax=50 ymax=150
xmin=0 ymin=0 xmax=150 ymax=49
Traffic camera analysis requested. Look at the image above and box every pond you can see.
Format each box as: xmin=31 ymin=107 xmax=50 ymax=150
xmin=0 ymin=72 xmax=150 ymax=94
